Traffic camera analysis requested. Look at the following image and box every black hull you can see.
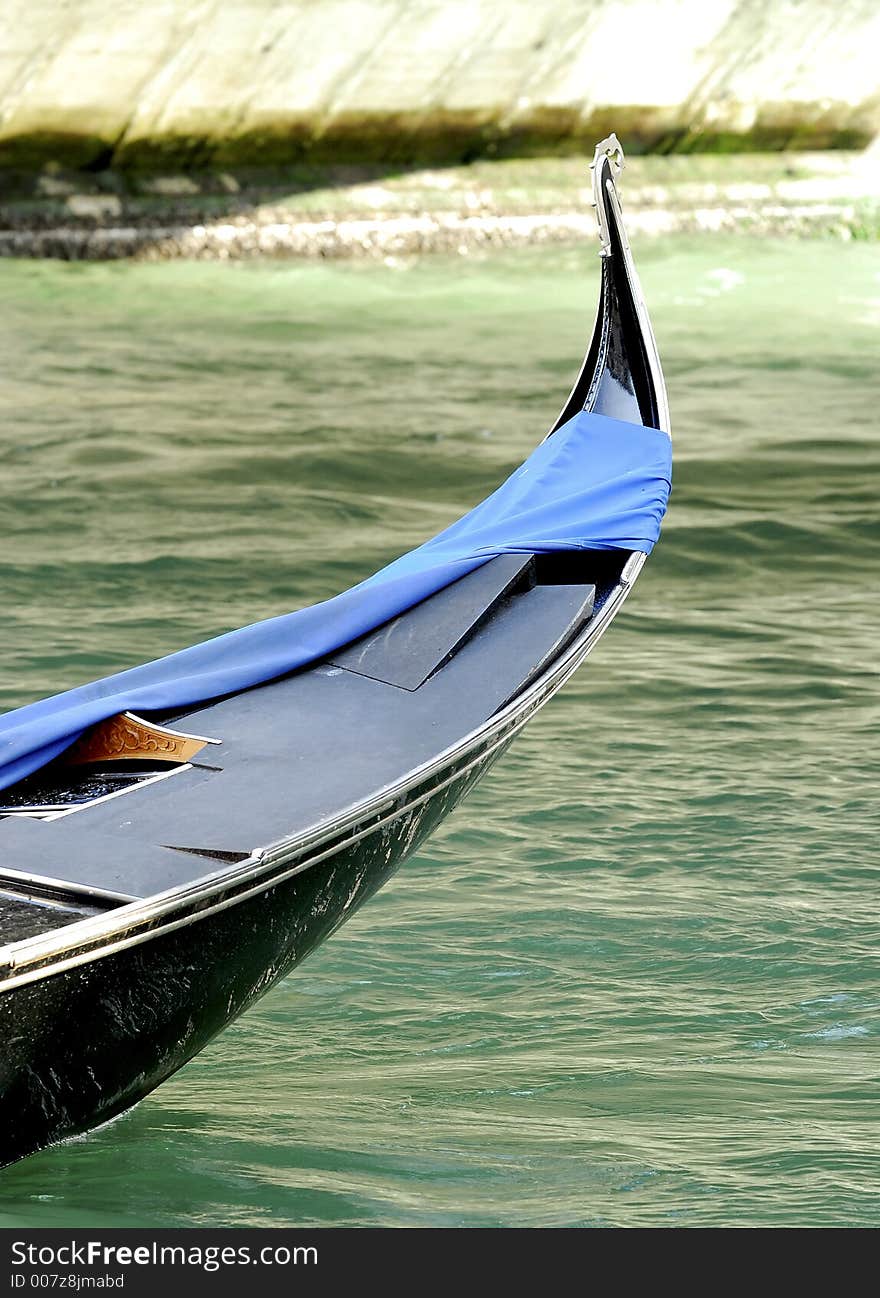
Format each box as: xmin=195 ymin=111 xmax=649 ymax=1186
xmin=0 ymin=737 xmax=506 ymax=1168
xmin=0 ymin=136 xmax=669 ymax=1170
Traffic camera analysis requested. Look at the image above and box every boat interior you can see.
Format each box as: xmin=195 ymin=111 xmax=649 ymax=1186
xmin=0 ymin=548 xmax=631 ymax=945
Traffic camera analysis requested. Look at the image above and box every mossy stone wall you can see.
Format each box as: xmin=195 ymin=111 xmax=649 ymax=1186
xmin=1 ymin=0 xmax=877 ymax=174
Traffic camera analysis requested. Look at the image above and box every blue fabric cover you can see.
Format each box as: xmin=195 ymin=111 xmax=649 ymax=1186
xmin=0 ymin=411 xmax=671 ymax=793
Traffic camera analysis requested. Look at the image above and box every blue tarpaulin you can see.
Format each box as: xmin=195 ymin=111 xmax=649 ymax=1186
xmin=0 ymin=410 xmax=671 ymax=793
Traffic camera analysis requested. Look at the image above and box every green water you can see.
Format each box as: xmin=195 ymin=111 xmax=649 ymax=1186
xmin=0 ymin=239 xmax=877 ymax=1228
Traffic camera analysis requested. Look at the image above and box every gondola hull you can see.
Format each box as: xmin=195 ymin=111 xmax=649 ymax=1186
xmin=0 ymin=136 xmax=670 ymax=1169
xmin=0 ymin=736 xmax=508 ymax=1168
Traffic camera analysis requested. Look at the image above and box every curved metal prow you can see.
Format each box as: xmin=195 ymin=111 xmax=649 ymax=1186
xmin=550 ymin=135 xmax=670 ymax=435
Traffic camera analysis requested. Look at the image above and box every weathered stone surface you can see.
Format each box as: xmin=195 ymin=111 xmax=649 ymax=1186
xmin=0 ymin=1 xmax=878 ymax=172
xmin=3 ymin=151 xmax=876 ymax=260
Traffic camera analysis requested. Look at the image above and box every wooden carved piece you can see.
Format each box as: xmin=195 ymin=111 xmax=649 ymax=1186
xmin=62 ymin=712 xmax=211 ymax=766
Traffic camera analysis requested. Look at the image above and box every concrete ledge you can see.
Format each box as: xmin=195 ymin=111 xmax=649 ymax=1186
xmin=2 ymin=152 xmax=877 ymax=260
xmin=1 ymin=1 xmax=879 ymax=176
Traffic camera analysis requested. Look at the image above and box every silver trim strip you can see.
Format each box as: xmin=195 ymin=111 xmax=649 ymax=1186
xmin=120 ymin=712 xmax=222 ymax=746
xmin=39 ymin=764 xmax=194 ymax=822
xmin=602 ymin=173 xmax=671 ymax=435
xmin=0 ymin=868 xmax=135 ymax=907
xmin=0 ymin=575 xmax=637 ymax=988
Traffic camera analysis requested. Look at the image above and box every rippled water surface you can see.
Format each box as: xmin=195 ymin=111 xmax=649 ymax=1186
xmin=0 ymin=238 xmax=878 ymax=1227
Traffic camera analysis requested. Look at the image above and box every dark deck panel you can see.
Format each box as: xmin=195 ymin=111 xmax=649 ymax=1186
xmin=0 ymin=813 xmax=196 ymax=901
xmin=331 ymin=553 xmax=533 ymax=690
xmin=0 ymin=562 xmax=595 ymax=900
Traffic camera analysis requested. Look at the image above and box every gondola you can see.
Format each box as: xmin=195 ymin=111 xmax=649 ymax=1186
xmin=0 ymin=136 xmax=670 ymax=1169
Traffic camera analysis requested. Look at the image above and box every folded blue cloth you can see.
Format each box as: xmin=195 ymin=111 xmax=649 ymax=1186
xmin=0 ymin=410 xmax=671 ymax=792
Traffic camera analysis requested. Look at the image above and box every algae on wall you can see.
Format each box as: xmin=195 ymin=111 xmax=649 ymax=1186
xmin=1 ymin=0 xmax=878 ymax=173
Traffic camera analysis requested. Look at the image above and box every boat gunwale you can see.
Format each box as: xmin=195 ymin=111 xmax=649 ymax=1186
xmin=0 ymin=554 xmax=645 ymax=989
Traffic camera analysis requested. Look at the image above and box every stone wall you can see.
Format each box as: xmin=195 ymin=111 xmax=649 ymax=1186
xmin=1 ymin=0 xmax=878 ymax=172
